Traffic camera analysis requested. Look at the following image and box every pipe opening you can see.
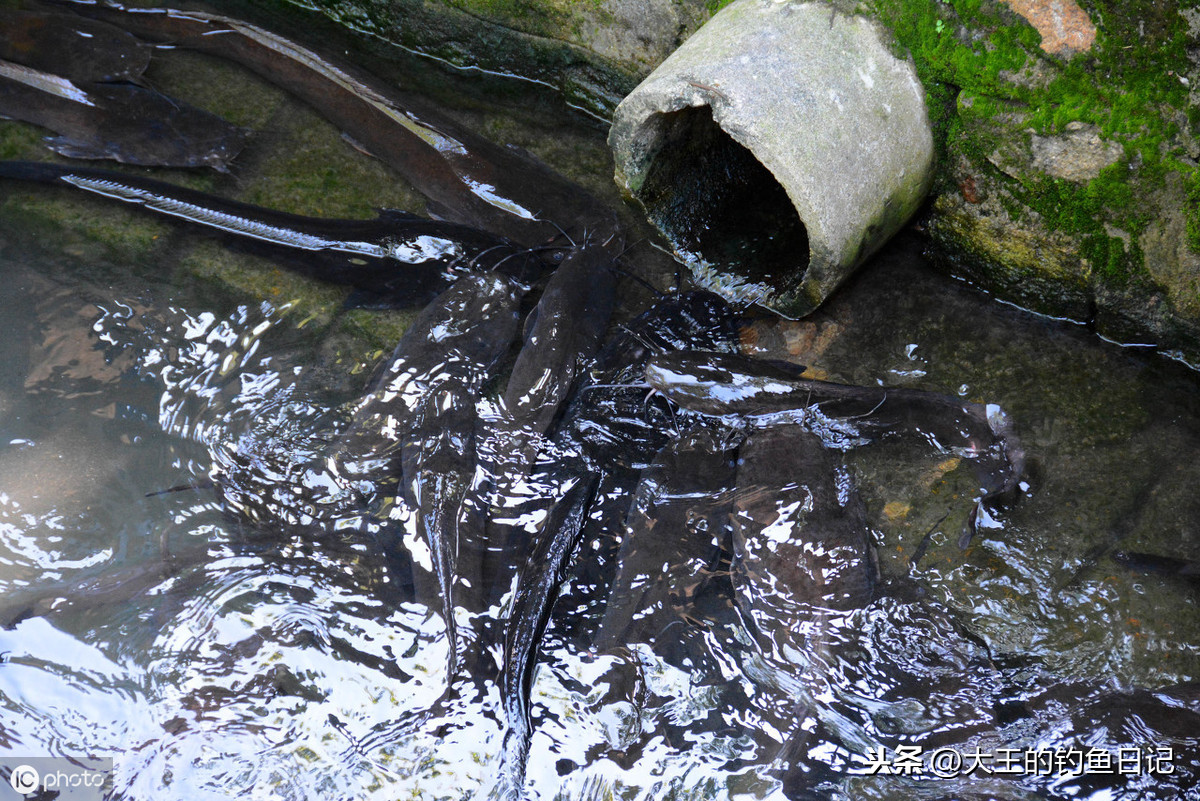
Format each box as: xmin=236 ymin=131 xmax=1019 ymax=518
xmin=634 ymin=104 xmax=810 ymax=299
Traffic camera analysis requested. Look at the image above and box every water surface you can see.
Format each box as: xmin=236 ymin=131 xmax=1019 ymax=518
xmin=0 ymin=10 xmax=1197 ymax=799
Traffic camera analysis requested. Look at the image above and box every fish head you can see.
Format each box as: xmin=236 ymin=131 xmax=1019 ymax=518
xmin=195 ymin=126 xmax=251 ymax=172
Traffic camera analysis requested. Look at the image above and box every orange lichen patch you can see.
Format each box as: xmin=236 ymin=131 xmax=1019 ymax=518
xmin=959 ymin=174 xmax=981 ymax=204
xmin=883 ymin=500 xmax=912 ymax=521
xmin=738 ymin=319 xmax=843 ymax=366
xmin=738 ymin=323 xmax=761 ymax=351
xmin=919 ymin=456 xmax=963 ymax=489
xmin=1001 ymin=0 xmax=1096 ymax=57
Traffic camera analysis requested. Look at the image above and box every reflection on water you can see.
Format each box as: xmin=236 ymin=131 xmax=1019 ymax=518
xmin=5 ymin=217 xmax=1199 ymax=799
xmin=0 ymin=50 xmax=1198 ymax=801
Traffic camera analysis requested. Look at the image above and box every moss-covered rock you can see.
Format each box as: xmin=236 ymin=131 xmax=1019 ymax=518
xmin=865 ymin=0 xmax=1200 ymax=357
xmin=275 ymin=0 xmax=711 ymax=116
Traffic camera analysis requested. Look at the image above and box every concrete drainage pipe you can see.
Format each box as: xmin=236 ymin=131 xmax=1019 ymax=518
xmin=608 ymin=0 xmax=934 ymax=317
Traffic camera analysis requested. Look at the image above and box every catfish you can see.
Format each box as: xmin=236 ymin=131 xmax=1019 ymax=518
xmin=0 ymin=8 xmax=151 ymax=83
xmin=0 ymin=62 xmax=245 ymax=170
xmin=646 ymin=350 xmax=1025 ymax=540
xmin=594 ymin=423 xmax=741 ymax=658
xmin=0 ymin=160 xmax=550 ymax=304
xmin=484 ymin=293 xmax=745 ymax=796
xmin=61 ymin=0 xmax=620 ymax=247
xmin=335 ymin=272 xmax=523 ymax=677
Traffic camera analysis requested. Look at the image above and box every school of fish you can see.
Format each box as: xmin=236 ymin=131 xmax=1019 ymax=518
xmin=0 ymin=3 xmax=1198 ymax=799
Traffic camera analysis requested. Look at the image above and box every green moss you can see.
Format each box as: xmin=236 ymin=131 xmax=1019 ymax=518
xmin=868 ymin=0 xmax=1200 ymax=285
xmin=233 ymin=92 xmax=427 ymax=219
xmin=1079 ymin=233 xmax=1124 ymax=283
xmin=872 ymin=0 xmax=1039 ymax=99
xmin=0 ymin=191 xmax=170 ymax=265
xmin=143 ymin=50 xmax=285 ymax=131
xmin=338 ymin=307 xmax=421 ymax=351
xmin=179 ymin=240 xmax=346 ymax=320
xmin=444 ymin=0 xmax=562 ymax=23
xmin=0 ymin=121 xmax=44 ymax=160
xmin=1188 ymin=171 xmax=1200 ymax=252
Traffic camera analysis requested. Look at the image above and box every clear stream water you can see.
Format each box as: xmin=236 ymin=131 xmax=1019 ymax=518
xmin=0 ymin=7 xmax=1198 ymax=801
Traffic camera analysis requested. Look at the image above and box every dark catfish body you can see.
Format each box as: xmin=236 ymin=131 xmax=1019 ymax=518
xmin=336 ymin=273 xmax=522 ymax=676
xmin=595 ymin=290 xmax=743 ymax=378
xmin=731 ymin=425 xmax=876 ymax=628
xmin=647 ymin=350 xmax=1025 ymax=525
xmin=399 ymin=400 xmax=481 ymax=680
xmin=493 ymin=292 xmax=744 ymax=653
xmin=645 ymin=351 xmax=992 ymax=436
xmin=0 ymin=65 xmax=245 ymax=170
xmin=64 ymin=1 xmax=619 ymax=246
xmin=476 ymin=242 xmax=619 ymax=571
xmin=733 ymin=426 xmax=1006 ymax=754
xmin=531 ymin=292 xmax=744 ymax=659
xmin=487 ymin=294 xmax=745 ymax=796
xmin=484 ymin=242 xmax=617 ymax=700
xmin=471 ymin=246 xmax=619 ymax=798
xmin=502 ymin=243 xmax=617 ymax=439
xmin=493 ymin=472 xmax=596 ymax=801
xmin=1049 ymin=684 xmax=1200 ymax=798
xmin=595 ymin=423 xmax=741 ymax=659
xmin=214 ymin=272 xmax=520 ymax=537
xmin=729 ymin=424 xmax=881 ymax=752
xmin=1112 ymin=550 xmax=1200 ymax=588
xmin=0 ymin=160 xmax=541 ymax=304
xmin=334 ymin=272 xmax=523 ymax=477
xmin=0 ymin=9 xmax=151 ymax=83
xmin=557 ymin=291 xmax=743 ymax=473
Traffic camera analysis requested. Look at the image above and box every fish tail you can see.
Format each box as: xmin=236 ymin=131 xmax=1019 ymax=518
xmin=0 ymin=159 xmax=76 ymax=185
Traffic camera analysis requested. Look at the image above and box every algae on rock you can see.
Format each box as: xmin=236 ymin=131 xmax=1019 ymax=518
xmin=863 ymin=0 xmax=1200 ymax=357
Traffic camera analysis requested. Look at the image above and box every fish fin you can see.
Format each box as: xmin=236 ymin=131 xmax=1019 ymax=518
xmin=958 ymin=504 xmax=979 ymax=550
xmin=423 ymin=198 xmax=462 ymax=223
xmin=340 ymin=131 xmax=376 ymax=159
xmin=521 ymin=304 xmax=539 ymax=341
xmin=44 ymin=137 xmax=113 ymax=161
xmin=375 ymin=207 xmax=422 ymax=223
xmin=504 ymin=141 xmax=554 ymax=170
xmin=342 ymin=288 xmax=398 ymax=310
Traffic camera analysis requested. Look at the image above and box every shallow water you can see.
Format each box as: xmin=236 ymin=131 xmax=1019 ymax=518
xmin=0 ymin=7 xmax=1198 ymax=800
